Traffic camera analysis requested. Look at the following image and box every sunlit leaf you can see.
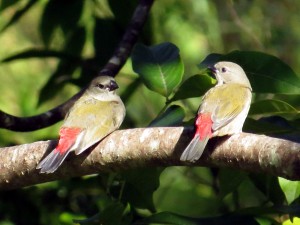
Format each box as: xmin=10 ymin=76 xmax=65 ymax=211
xmin=278 ymin=177 xmax=300 ymax=204
xmin=200 ymin=51 xmax=300 ymax=94
xmin=132 ymin=42 xmax=184 ymax=97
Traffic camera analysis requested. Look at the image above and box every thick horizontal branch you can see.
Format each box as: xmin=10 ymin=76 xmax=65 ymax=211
xmin=0 ymin=127 xmax=300 ymax=190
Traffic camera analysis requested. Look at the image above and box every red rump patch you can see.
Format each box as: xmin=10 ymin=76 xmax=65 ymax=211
xmin=54 ymin=127 xmax=82 ymax=155
xmin=194 ymin=113 xmax=213 ymax=140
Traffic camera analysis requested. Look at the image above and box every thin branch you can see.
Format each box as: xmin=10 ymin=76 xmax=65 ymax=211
xmin=0 ymin=0 xmax=154 ymax=131
xmin=1 ymin=127 xmax=299 ymax=190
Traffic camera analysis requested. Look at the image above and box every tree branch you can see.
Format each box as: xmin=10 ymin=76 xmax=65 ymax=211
xmin=1 ymin=127 xmax=299 ymax=190
xmin=0 ymin=0 xmax=154 ymax=131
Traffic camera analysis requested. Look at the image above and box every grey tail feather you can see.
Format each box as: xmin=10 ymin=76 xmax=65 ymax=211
xmin=180 ymin=135 xmax=209 ymax=162
xmin=36 ymin=150 xmax=70 ymax=174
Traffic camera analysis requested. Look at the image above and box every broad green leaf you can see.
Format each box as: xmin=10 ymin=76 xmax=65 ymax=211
xmin=132 ymin=42 xmax=184 ymax=97
xmin=200 ymin=51 xmax=300 ymax=94
xmin=149 ymin=105 xmax=185 ymax=127
xmin=249 ymin=99 xmax=299 ymax=116
xmin=278 ymin=177 xmax=300 ymax=204
xmin=121 ymin=168 xmax=162 ymax=211
xmin=170 ymin=74 xmax=215 ymax=102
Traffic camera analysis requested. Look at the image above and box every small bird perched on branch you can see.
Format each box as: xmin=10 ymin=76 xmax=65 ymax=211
xmin=37 ymin=76 xmax=125 ymax=173
xmin=180 ymin=61 xmax=252 ymax=162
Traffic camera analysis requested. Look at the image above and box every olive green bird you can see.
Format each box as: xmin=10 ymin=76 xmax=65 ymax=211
xmin=37 ymin=76 xmax=125 ymax=173
xmin=180 ymin=61 xmax=252 ymax=162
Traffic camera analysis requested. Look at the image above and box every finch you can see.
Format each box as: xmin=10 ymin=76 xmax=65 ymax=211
xmin=180 ymin=61 xmax=252 ymax=162
xmin=37 ymin=76 xmax=125 ymax=173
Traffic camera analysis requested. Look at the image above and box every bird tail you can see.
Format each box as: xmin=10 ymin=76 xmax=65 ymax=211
xmin=180 ymin=134 xmax=209 ymax=162
xmin=36 ymin=150 xmax=70 ymax=174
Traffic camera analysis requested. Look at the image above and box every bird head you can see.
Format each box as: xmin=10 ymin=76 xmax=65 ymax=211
xmin=209 ymin=61 xmax=252 ymax=90
xmin=90 ymin=76 xmax=119 ymax=93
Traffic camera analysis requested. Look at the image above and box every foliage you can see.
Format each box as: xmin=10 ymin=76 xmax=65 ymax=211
xmin=1 ymin=0 xmax=300 ymax=225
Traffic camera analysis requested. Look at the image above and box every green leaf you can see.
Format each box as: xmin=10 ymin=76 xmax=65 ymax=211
xmin=73 ymin=203 xmax=125 ymax=225
xmin=249 ymin=99 xmax=299 ymax=117
xmin=149 ymin=105 xmax=185 ymax=127
xmin=170 ymin=74 xmax=215 ymax=102
xmin=121 ymin=168 xmax=162 ymax=211
xmin=132 ymin=42 xmax=184 ymax=97
xmin=38 ymin=61 xmax=78 ymax=105
xmin=244 ymin=117 xmax=295 ymax=135
xmin=63 ymin=26 xmax=86 ymax=55
xmin=108 ymin=0 xmax=138 ymax=28
xmin=0 ymin=0 xmax=19 ymax=12
xmin=0 ymin=0 xmax=37 ymax=33
xmin=248 ymin=174 xmax=286 ymax=205
xmin=93 ymin=18 xmax=120 ymax=67
xmin=138 ymin=211 xmax=259 ymax=225
xmin=200 ymin=51 xmax=300 ymax=94
xmin=40 ymin=0 xmax=84 ymax=46
xmin=218 ymin=169 xmax=248 ymax=199
xmin=38 ymin=26 xmax=86 ymax=105
xmin=278 ymin=177 xmax=300 ymax=204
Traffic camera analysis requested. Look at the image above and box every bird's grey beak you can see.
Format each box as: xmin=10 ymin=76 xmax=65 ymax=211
xmin=208 ymin=65 xmax=217 ymax=78
xmin=109 ymin=80 xmax=119 ymax=91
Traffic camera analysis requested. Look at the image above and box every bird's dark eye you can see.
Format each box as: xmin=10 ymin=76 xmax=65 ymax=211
xmin=221 ymin=67 xmax=227 ymax=73
xmin=96 ymin=84 xmax=104 ymax=89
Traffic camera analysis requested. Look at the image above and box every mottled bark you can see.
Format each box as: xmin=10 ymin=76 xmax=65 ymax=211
xmin=0 ymin=127 xmax=299 ymax=190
